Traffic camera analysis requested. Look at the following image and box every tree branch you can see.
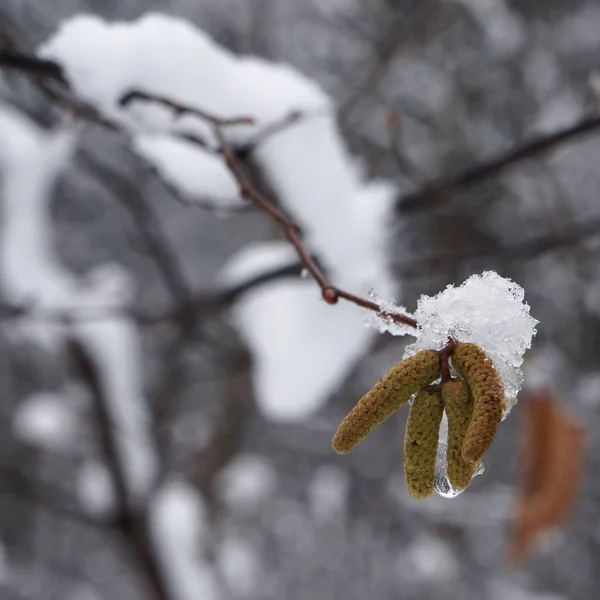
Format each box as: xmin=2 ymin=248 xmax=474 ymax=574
xmin=0 ymin=49 xmax=67 ymax=84
xmin=69 ymin=340 xmax=172 ymax=600
xmin=397 ymin=114 xmax=600 ymax=213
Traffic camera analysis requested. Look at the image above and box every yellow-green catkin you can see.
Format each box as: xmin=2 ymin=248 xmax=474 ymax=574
xmin=442 ymin=379 xmax=479 ymax=491
xmin=332 ymin=349 xmax=440 ymax=454
xmin=403 ymin=386 xmax=444 ymax=500
xmin=451 ymin=343 xmax=506 ymax=464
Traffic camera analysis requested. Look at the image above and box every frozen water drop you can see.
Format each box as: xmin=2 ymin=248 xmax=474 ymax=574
xmin=433 ymin=414 xmax=464 ymax=499
xmin=432 ymin=413 xmax=484 ymax=499
xmin=434 ymin=473 xmax=463 ymax=499
xmin=300 ymin=268 xmax=310 ymax=279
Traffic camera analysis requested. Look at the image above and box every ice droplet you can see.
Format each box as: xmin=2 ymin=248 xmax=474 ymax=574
xmin=300 ymin=268 xmax=310 ymax=279
xmin=433 ymin=413 xmax=484 ymax=499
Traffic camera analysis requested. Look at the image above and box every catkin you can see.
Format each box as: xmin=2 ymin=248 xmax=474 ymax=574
xmin=442 ymin=379 xmax=479 ymax=490
xmin=451 ymin=343 xmax=505 ymax=463
xmin=332 ymin=350 xmax=440 ymax=454
xmin=403 ymin=386 xmax=444 ymax=500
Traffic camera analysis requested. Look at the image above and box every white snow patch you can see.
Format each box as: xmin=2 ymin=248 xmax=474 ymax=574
xmin=73 ymin=317 xmax=158 ymax=502
xmin=39 ymin=13 xmax=329 ymax=211
xmin=133 ymin=135 xmax=240 ymax=207
xmin=404 ymin=271 xmax=538 ymax=406
xmin=13 ymin=392 xmax=76 ymax=451
xmin=219 ymin=241 xmax=298 ymax=290
xmin=0 ymin=103 xmax=78 ymax=348
xmin=217 ymin=536 xmax=260 ymax=598
xmin=77 ymin=461 xmax=116 ymax=516
xmin=307 ymin=465 xmax=350 ymax=523
xmin=218 ymin=454 xmax=277 ymax=512
xmin=41 ymin=14 xmax=399 ymax=418
xmin=150 ymin=480 xmax=221 ymax=600
xmin=362 ymin=290 xmax=416 ymax=337
xmin=228 ymin=279 xmax=372 ymax=418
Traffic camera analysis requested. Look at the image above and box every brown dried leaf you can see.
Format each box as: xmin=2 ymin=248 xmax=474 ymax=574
xmin=508 ymin=391 xmax=586 ymax=566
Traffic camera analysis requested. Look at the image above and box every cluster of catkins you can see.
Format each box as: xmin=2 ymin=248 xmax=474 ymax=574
xmin=332 ymin=343 xmax=506 ymax=499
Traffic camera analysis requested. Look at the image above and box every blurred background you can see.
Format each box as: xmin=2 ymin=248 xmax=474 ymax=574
xmin=0 ymin=0 xmax=599 ymax=599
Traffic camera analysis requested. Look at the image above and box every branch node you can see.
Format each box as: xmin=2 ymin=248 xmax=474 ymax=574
xmin=323 ymin=288 xmax=339 ymax=304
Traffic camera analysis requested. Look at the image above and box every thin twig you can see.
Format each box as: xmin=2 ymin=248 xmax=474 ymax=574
xmin=398 ymin=114 xmax=600 ymax=213
xmin=119 ymin=90 xmax=254 ymax=127
xmin=240 ymin=108 xmax=330 ymax=150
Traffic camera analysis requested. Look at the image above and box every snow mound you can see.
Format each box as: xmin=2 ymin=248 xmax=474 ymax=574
xmin=404 ymin=271 xmax=538 ymax=405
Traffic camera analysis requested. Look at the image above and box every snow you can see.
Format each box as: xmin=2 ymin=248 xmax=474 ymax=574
xmin=219 ymin=241 xmax=298 ymax=289
xmin=0 ymin=105 xmax=77 ymax=308
xmin=73 ymin=317 xmax=158 ymax=502
xmin=13 ymin=392 xmax=76 ymax=451
xmin=404 ymin=271 xmax=538 ymax=407
xmin=222 ymin=243 xmax=380 ymax=421
xmin=150 ymin=480 xmax=221 ymax=600
xmin=362 ymin=290 xmax=416 ymax=337
xmin=77 ymin=461 xmax=116 ymax=516
xmin=307 ymin=465 xmax=350 ymax=523
xmin=133 ymin=135 xmax=240 ymax=207
xmin=40 ymin=13 xmax=400 ymax=420
xmin=217 ymin=454 xmax=277 ymax=512
xmin=38 ymin=13 xmax=328 ymax=211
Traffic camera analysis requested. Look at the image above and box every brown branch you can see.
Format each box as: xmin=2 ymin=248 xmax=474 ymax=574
xmin=0 ymin=49 xmax=67 ymax=83
xmin=398 ymin=114 xmax=600 ymax=213
xmin=240 ymin=108 xmax=330 ymax=150
xmin=119 ymin=90 xmax=254 ymax=127
xmin=439 ymin=338 xmax=458 ymax=383
xmin=69 ymin=340 xmax=172 ymax=600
